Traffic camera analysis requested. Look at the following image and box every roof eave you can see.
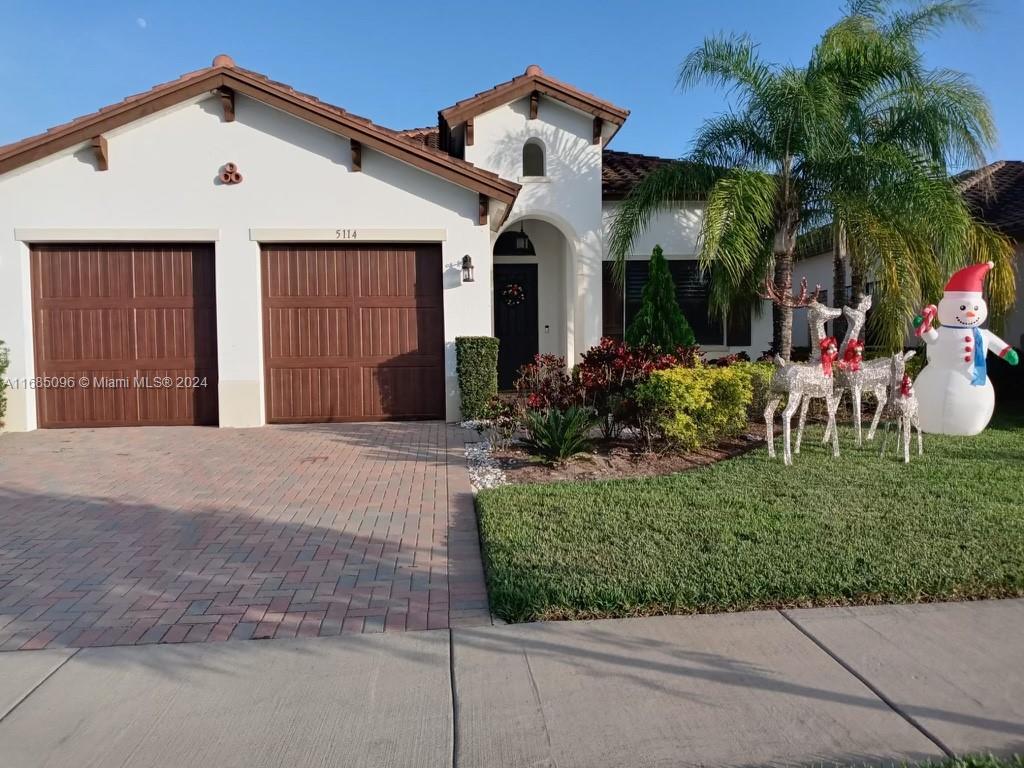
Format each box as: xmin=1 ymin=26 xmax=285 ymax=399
xmin=0 ymin=65 xmax=520 ymax=206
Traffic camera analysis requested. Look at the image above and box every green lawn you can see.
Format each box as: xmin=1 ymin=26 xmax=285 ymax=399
xmin=476 ymin=411 xmax=1024 ymax=623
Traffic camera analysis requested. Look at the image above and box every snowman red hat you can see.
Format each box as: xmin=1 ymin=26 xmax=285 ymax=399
xmin=942 ymin=260 xmax=993 ymax=301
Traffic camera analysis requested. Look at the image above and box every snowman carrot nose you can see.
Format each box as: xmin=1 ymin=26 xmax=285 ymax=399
xmin=965 ymin=310 xmax=977 ymax=317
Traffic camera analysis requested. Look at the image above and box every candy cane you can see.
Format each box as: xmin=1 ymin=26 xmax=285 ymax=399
xmin=914 ymin=304 xmax=938 ymax=337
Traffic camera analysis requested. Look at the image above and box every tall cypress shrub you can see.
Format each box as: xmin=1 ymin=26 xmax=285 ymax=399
xmin=625 ymin=245 xmax=696 ymax=350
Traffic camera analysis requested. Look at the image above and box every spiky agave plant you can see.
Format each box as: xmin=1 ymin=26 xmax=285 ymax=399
xmin=608 ymin=0 xmax=1014 ymax=358
xmin=522 ymin=406 xmax=598 ymax=465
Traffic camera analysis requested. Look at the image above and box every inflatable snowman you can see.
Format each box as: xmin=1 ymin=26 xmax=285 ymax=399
xmin=913 ymin=261 xmax=1019 ymax=435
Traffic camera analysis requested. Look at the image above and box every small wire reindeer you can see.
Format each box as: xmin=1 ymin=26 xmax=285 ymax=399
xmin=762 ymin=277 xmax=843 ymax=465
xmin=878 ymin=350 xmax=923 ymax=463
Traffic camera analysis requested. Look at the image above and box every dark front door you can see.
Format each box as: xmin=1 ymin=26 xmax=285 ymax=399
xmin=494 ymin=263 xmax=539 ymax=389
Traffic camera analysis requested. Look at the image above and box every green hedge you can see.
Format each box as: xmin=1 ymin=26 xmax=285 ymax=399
xmin=0 ymin=341 xmax=8 ymax=424
xmin=456 ymin=336 xmax=499 ymax=420
xmin=735 ymin=361 xmax=774 ymax=418
xmin=635 ymin=364 xmax=753 ymax=450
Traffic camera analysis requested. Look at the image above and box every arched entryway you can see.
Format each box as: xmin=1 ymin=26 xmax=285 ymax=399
xmin=492 ymin=218 xmax=572 ymax=389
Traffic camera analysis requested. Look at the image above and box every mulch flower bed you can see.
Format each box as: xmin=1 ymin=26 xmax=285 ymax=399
xmin=482 ymin=422 xmax=771 ymax=485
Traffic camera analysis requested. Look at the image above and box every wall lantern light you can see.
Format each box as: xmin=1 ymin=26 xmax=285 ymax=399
xmin=461 ymin=255 xmax=475 ymax=282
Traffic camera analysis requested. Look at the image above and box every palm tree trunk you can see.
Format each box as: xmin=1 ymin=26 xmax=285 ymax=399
xmin=850 ymin=256 xmax=865 ymax=307
xmin=771 ymin=209 xmax=799 ymax=360
xmin=771 ymin=252 xmax=793 ymax=360
xmin=832 ymin=222 xmax=849 ymax=341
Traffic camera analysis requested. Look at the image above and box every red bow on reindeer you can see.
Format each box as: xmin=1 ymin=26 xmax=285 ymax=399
xmin=820 ymin=336 xmax=839 ymax=376
xmin=840 ymin=339 xmax=864 ymax=372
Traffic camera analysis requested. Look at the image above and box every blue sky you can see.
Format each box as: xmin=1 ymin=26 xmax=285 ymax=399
xmin=2 ymin=0 xmax=1022 ymax=164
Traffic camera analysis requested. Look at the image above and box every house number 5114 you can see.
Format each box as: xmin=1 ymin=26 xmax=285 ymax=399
xmin=335 ymin=229 xmax=357 ymax=239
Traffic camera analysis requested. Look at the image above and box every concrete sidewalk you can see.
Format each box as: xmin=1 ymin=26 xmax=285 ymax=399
xmin=1 ymin=599 xmax=1021 ymax=767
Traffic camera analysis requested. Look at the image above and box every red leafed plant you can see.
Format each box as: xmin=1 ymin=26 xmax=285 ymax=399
xmin=577 ymin=338 xmax=701 ymax=438
xmin=513 ymin=354 xmax=580 ymax=412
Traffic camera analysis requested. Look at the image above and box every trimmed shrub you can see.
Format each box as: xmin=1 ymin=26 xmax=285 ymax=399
xmin=0 ymin=341 xmax=8 ymax=424
xmin=625 ymin=245 xmax=696 ymax=350
xmin=522 ymin=406 xmax=597 ymax=465
xmin=514 ymin=354 xmax=579 ymax=411
xmin=456 ymin=336 xmax=499 ymax=420
xmin=576 ymin=337 xmax=694 ymax=439
xmin=635 ymin=364 xmax=753 ymax=451
xmin=735 ymin=361 xmax=774 ymax=419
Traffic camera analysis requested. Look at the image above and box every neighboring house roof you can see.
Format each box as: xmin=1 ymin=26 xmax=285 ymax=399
xmin=602 ymin=149 xmax=679 ymax=199
xmin=396 ymin=126 xmax=441 ymax=150
xmin=796 ymin=160 xmax=1024 ymax=260
xmin=438 ymin=65 xmax=629 ymax=129
xmin=0 ymin=55 xmax=520 ymax=207
xmin=956 ymin=160 xmax=1024 ymax=240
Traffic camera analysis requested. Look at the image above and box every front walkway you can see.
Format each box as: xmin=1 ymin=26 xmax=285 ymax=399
xmin=1 ymin=599 xmax=1021 ymax=767
xmin=0 ymin=422 xmax=489 ymax=650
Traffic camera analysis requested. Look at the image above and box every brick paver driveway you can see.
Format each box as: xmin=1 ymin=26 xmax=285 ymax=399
xmin=0 ymin=423 xmax=489 ymax=650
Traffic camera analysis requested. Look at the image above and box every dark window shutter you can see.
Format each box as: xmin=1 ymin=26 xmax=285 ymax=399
xmin=601 ymin=262 xmax=624 ymax=340
xmin=668 ymin=261 xmax=723 ymax=346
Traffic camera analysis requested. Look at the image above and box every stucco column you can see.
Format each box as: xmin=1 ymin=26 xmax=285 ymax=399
xmin=575 ymin=229 xmax=603 ymax=360
xmin=0 ymin=241 xmax=37 ymax=431
xmin=215 ymin=233 xmax=264 ymax=427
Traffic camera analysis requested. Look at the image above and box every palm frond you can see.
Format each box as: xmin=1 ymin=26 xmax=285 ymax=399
xmin=886 ymin=0 xmax=979 ymax=42
xmin=697 ymin=168 xmax=778 ymax=289
xmin=966 ymin=223 xmax=1017 ymax=333
xmin=607 ymin=161 xmax=724 ymax=284
xmin=678 ymin=34 xmax=774 ymax=105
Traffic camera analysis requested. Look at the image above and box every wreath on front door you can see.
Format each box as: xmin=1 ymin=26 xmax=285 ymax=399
xmin=502 ymin=282 xmax=526 ymax=306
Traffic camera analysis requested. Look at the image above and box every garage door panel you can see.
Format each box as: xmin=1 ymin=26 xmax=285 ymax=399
xmin=268 ymin=307 xmax=351 ymax=359
xmin=135 ymin=367 xmax=217 ymax=425
xmin=36 ymin=308 xmax=132 ymax=366
xmin=357 ymin=307 xmax=444 ymax=359
xmin=31 ymin=244 xmax=218 ymax=428
xmin=361 ymin=366 xmax=444 ymax=419
xmin=265 ymin=246 xmax=352 ymax=299
xmin=36 ymin=369 xmax=132 ymax=428
xmin=33 ymin=245 xmax=132 ymax=301
xmin=263 ymin=244 xmax=443 ymax=422
xmin=267 ymin=367 xmax=354 ymax=422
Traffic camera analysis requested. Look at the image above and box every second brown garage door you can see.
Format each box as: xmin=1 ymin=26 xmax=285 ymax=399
xmin=262 ymin=243 xmax=445 ymax=422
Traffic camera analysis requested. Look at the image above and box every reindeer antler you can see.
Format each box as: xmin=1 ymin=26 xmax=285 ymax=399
xmin=759 ymin=276 xmax=822 ymax=308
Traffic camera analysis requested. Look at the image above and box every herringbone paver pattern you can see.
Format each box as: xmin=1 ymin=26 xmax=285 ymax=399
xmin=0 ymin=422 xmax=490 ymax=650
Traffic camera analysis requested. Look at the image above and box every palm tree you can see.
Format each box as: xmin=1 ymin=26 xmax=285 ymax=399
xmin=609 ymin=0 xmax=1015 ymax=358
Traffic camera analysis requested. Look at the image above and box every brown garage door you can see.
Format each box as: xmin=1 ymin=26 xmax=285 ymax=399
xmin=30 ymin=244 xmax=218 ymax=428
xmin=262 ymin=243 xmax=444 ymax=422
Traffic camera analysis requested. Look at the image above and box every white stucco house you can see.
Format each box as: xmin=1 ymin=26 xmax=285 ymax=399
xmin=0 ymin=55 xmax=769 ymax=432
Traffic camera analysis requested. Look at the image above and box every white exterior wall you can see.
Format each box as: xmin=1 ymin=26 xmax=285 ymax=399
xmin=465 ymin=97 xmax=603 ymax=363
xmin=791 ymin=252 xmax=838 ymax=348
xmin=0 ymin=94 xmax=492 ymax=431
xmin=601 ymin=201 xmax=774 ymax=358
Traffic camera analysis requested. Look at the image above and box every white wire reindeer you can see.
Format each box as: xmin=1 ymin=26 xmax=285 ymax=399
xmin=820 ymin=294 xmax=893 ymax=447
xmin=878 ymin=350 xmax=923 ymax=463
xmin=763 ymin=278 xmax=843 ymax=465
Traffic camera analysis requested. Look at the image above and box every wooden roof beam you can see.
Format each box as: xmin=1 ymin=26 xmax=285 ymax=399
xmin=217 ymin=86 xmax=235 ymax=122
xmin=91 ymin=135 xmax=108 ymax=171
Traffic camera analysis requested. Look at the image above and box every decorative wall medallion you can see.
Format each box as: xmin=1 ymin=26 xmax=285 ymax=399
xmin=502 ymin=282 xmax=525 ymax=306
xmin=219 ymin=162 xmax=243 ymax=184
